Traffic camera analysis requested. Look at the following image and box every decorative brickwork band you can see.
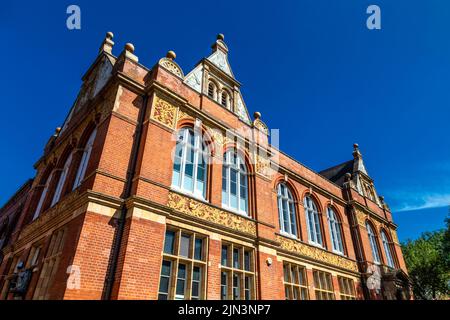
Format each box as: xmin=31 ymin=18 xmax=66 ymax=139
xmin=167 ymin=192 xmax=257 ymax=236
xmin=276 ymin=235 xmax=359 ymax=272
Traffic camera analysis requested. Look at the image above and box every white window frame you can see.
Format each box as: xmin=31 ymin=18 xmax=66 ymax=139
xmin=277 ymin=183 xmax=298 ymax=238
xmin=32 ymin=171 xmax=54 ymax=221
xmin=327 ymin=207 xmax=344 ymax=255
xmin=51 ymin=153 xmax=73 ymax=207
xmin=366 ymin=222 xmax=381 ymax=264
xmin=381 ymin=231 xmax=395 ymax=268
xmin=222 ymin=150 xmax=248 ymax=216
xmin=171 ymin=128 xmax=209 ymax=200
xmin=73 ymin=129 xmax=97 ymax=190
xmin=304 ymin=196 xmax=323 ymax=247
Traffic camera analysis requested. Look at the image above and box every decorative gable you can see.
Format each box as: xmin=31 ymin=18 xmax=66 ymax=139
xmin=207 ymin=49 xmax=233 ymax=77
xmin=184 ymin=34 xmax=252 ymax=125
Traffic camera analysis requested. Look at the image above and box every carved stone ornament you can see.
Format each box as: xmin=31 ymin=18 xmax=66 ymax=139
xmin=390 ymin=229 xmax=399 ymax=244
xmin=167 ymin=192 xmax=256 ymax=236
xmin=253 ymin=118 xmax=269 ymax=135
xmin=159 ymin=57 xmax=184 ymax=78
xmin=255 ymin=154 xmax=272 ymax=177
xmin=150 ymin=95 xmax=178 ymax=129
xmin=355 ymin=210 xmax=367 ymax=227
xmin=276 ymin=235 xmax=359 ymax=272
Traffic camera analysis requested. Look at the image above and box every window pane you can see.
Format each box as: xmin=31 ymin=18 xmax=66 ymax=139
xmin=244 ymin=251 xmax=251 ymax=271
xmin=221 ymin=245 xmax=228 ymax=266
xmin=160 ymin=276 xmax=170 ymax=294
xmin=161 ymin=260 xmax=171 ymax=276
xmin=194 ymin=238 xmax=203 ymax=260
xmin=164 ymin=231 xmax=175 ymax=254
xmin=192 ymin=266 xmax=201 ymax=299
xmin=180 ymin=234 xmax=190 ymax=258
xmin=176 ymin=264 xmax=186 ymax=296
xmin=245 ymin=276 xmax=251 ymax=300
xmin=233 ymin=274 xmax=240 ymax=300
xmin=233 ymin=248 xmax=240 ymax=269
xmin=221 ymin=272 xmax=228 ymax=300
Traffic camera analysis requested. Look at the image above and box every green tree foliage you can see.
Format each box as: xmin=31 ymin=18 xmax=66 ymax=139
xmin=402 ymin=217 xmax=450 ymax=300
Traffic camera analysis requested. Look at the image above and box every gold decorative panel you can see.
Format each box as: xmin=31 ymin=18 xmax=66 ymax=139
xmin=167 ymin=192 xmax=256 ymax=236
xmin=150 ymin=95 xmax=177 ymax=129
xmin=276 ymin=235 xmax=359 ymax=272
xmin=355 ymin=210 xmax=367 ymax=227
xmin=255 ymin=154 xmax=271 ymax=177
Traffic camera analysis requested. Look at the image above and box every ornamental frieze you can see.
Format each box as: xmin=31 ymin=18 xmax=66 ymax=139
xmin=150 ymin=95 xmax=177 ymax=129
xmin=276 ymin=235 xmax=359 ymax=273
xmin=167 ymin=192 xmax=257 ymax=236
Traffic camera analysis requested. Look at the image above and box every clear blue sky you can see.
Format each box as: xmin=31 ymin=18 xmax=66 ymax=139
xmin=0 ymin=1 xmax=448 ymax=242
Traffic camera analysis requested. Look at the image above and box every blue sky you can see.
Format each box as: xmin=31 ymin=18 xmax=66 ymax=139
xmin=0 ymin=1 xmax=448 ymax=242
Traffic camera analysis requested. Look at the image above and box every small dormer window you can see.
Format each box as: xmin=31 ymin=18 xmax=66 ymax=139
xmin=221 ymin=92 xmax=228 ymax=108
xmin=208 ymin=82 xmax=216 ymax=100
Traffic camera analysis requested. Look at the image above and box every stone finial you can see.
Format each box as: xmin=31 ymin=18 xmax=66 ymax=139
xmin=125 ymin=43 xmax=135 ymax=53
xmin=99 ymin=31 xmax=114 ymax=54
xmin=353 ymin=143 xmax=362 ymax=159
xmin=121 ymin=42 xmax=138 ymax=63
xmin=166 ymin=50 xmax=176 ymax=60
xmin=53 ymin=127 xmax=61 ymax=138
xmin=254 ymin=111 xmax=261 ymax=120
xmin=212 ymin=33 xmax=228 ymax=53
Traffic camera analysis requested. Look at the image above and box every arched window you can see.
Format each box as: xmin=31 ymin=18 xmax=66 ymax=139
xmin=327 ymin=207 xmax=344 ymax=254
xmin=304 ymin=196 xmax=322 ymax=246
xmin=73 ymin=128 xmax=97 ymax=190
xmin=366 ymin=222 xmax=381 ymax=264
xmin=172 ymin=127 xmax=209 ymax=199
xmin=207 ymin=82 xmax=216 ymax=100
xmin=51 ymin=153 xmax=73 ymax=206
xmin=222 ymin=150 xmax=248 ymax=215
xmin=221 ymin=91 xmax=229 ymax=108
xmin=381 ymin=230 xmax=395 ymax=268
xmin=33 ymin=171 xmax=55 ymax=221
xmin=277 ymin=183 xmax=297 ymax=237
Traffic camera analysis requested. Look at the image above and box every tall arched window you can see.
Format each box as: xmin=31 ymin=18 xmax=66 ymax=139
xmin=381 ymin=230 xmax=395 ymax=268
xmin=221 ymin=91 xmax=229 ymax=109
xmin=73 ymin=128 xmax=97 ymax=190
xmin=172 ymin=127 xmax=209 ymax=199
xmin=207 ymin=82 xmax=216 ymax=100
xmin=366 ymin=222 xmax=381 ymax=264
xmin=51 ymin=153 xmax=73 ymax=206
xmin=304 ymin=196 xmax=322 ymax=246
xmin=327 ymin=207 xmax=344 ymax=254
xmin=222 ymin=150 xmax=248 ymax=215
xmin=33 ymin=171 xmax=55 ymax=221
xmin=277 ymin=183 xmax=297 ymax=237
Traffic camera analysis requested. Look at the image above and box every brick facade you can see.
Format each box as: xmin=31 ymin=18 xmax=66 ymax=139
xmin=0 ymin=33 xmax=411 ymax=300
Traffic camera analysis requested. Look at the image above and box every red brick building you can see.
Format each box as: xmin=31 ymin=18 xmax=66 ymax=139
xmin=0 ymin=33 xmax=411 ymax=300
